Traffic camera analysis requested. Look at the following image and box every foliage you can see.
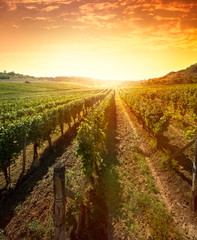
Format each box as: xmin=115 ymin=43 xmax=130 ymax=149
xmin=0 ymin=71 xmax=33 ymax=79
xmin=0 ymin=87 xmax=108 ymax=183
xmin=119 ymin=89 xmax=170 ymax=137
xmin=27 ymin=220 xmax=44 ymax=239
xmin=0 ymin=229 xmax=3 ymax=240
xmin=76 ymin=91 xmax=114 ymax=178
xmin=119 ymin=84 xmax=197 ymax=138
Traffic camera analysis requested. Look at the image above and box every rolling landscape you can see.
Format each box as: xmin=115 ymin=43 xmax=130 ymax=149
xmin=0 ymin=0 xmax=197 ymax=239
xmin=0 ymin=64 xmax=197 ymax=240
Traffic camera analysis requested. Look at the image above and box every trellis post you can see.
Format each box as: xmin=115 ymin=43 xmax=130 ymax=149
xmin=53 ymin=162 xmax=66 ymax=240
xmin=192 ymin=134 xmax=197 ymax=211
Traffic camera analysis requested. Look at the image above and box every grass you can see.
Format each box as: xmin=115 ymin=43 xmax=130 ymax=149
xmin=0 ymin=229 xmax=3 ymax=240
xmin=26 ymin=220 xmax=44 ymax=239
xmin=132 ymin=150 xmax=182 ymax=239
xmin=99 ymin=97 xmax=183 ymax=239
xmin=25 ymin=217 xmax=54 ymax=240
xmin=135 ymin=152 xmax=159 ymax=194
xmin=14 ymin=203 xmax=22 ymax=214
xmin=0 ymin=81 xmax=89 ymax=103
xmin=102 ymin=139 xmax=182 ymax=239
xmin=160 ymin=152 xmax=179 ymax=171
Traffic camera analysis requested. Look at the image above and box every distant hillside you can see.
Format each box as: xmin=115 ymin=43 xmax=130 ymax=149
xmin=0 ymin=71 xmax=140 ymax=87
xmin=144 ymin=63 xmax=197 ymax=85
xmin=0 ymin=72 xmax=111 ymax=86
xmin=0 ymin=71 xmax=34 ymax=80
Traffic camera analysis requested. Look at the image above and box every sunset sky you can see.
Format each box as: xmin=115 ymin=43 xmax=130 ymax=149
xmin=0 ymin=0 xmax=197 ymax=81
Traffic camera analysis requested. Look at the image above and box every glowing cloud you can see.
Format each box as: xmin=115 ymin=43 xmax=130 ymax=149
xmin=0 ymin=0 xmax=196 ymax=80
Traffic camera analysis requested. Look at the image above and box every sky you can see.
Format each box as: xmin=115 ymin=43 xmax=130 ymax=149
xmin=0 ymin=0 xmax=197 ymax=81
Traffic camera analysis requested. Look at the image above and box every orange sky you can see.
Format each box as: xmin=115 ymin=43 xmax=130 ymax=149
xmin=0 ymin=0 xmax=197 ymax=81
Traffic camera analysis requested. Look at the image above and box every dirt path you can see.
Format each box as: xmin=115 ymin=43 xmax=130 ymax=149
xmin=103 ymin=92 xmax=151 ymax=239
xmin=118 ymin=92 xmax=197 ymax=239
xmin=102 ymin=93 xmax=183 ymax=239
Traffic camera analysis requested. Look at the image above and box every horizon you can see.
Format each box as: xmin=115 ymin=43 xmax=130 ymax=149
xmin=2 ymin=62 xmax=196 ymax=82
xmin=1 ymin=69 xmax=136 ymax=81
xmin=0 ymin=0 xmax=197 ymax=81
xmin=1 ymin=71 xmax=142 ymax=82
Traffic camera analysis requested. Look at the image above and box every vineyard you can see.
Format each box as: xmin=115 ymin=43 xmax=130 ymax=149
xmin=119 ymin=84 xmax=197 ymax=139
xmin=0 ymin=82 xmax=109 ymax=187
xmin=0 ymin=81 xmax=197 ymax=239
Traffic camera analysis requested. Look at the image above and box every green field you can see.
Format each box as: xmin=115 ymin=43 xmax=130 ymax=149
xmin=0 ymin=81 xmax=89 ymax=102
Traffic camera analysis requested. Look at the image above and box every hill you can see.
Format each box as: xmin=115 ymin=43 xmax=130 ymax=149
xmin=0 ymin=71 xmax=116 ymax=87
xmin=144 ymin=63 xmax=197 ymax=85
xmin=0 ymin=71 xmax=140 ymax=87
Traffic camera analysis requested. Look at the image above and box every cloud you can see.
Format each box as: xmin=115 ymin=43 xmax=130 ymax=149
xmin=61 ymin=0 xmax=73 ymax=5
xmin=7 ymin=1 xmax=17 ymax=11
xmin=3 ymin=0 xmax=73 ymax=11
xmin=72 ymin=25 xmax=89 ymax=30
xmin=73 ymin=12 xmax=117 ymax=30
xmin=79 ymin=2 xmax=119 ymax=14
xmin=12 ymin=24 xmax=19 ymax=28
xmin=43 ymin=24 xmax=64 ymax=30
xmin=42 ymin=5 xmax=59 ymax=12
xmin=25 ymin=6 xmax=36 ymax=10
xmin=23 ymin=16 xmax=53 ymax=21
xmin=1 ymin=0 xmax=197 ymax=53
xmin=181 ymin=18 xmax=197 ymax=30
xmin=155 ymin=2 xmax=194 ymax=13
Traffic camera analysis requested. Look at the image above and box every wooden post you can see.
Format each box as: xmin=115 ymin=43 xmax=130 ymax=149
xmin=168 ymin=138 xmax=196 ymax=162
xmin=60 ymin=124 xmax=64 ymax=136
xmin=22 ymin=132 xmax=26 ymax=174
xmin=32 ymin=143 xmax=39 ymax=168
xmin=192 ymin=135 xmax=197 ymax=211
xmin=53 ymin=162 xmax=66 ymax=240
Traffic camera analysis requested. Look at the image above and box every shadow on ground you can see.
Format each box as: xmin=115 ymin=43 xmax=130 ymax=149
xmin=0 ymin=122 xmax=80 ymax=229
xmin=157 ymin=135 xmax=192 ymax=185
xmin=79 ymin=95 xmax=122 ymax=240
